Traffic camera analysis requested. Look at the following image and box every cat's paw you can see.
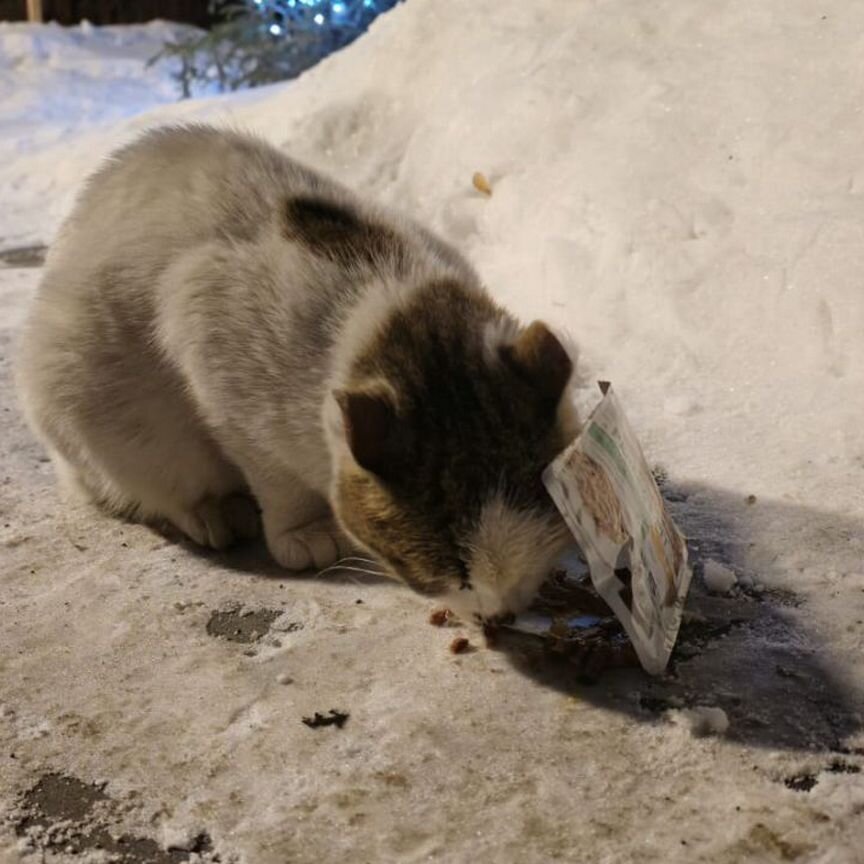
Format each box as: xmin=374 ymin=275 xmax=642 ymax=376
xmin=173 ymin=496 xmax=233 ymax=550
xmin=267 ymin=518 xmax=354 ymax=571
xmin=172 ymin=494 xmax=260 ymax=550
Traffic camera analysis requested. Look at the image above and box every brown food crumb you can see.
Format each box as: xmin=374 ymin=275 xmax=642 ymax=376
xmin=472 ymin=171 xmax=493 ymax=196
xmin=429 ymin=607 xmax=453 ymax=627
xmin=746 ymin=494 xmax=757 ymax=505
xmin=450 ymin=636 xmax=471 ymax=654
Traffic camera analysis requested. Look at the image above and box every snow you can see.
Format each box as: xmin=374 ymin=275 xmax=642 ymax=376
xmin=0 ymin=19 xmax=194 ymax=250
xmin=703 ymin=559 xmax=738 ymax=594
xmin=672 ymin=706 xmax=731 ymax=738
xmin=2 ymin=1 xmax=864 ymax=863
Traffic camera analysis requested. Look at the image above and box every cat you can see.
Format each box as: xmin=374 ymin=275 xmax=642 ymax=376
xmin=16 ymin=124 xmax=580 ymax=622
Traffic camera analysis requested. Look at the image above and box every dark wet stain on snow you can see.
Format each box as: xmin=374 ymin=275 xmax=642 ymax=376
xmin=14 ymin=773 xmax=218 ymax=862
xmin=0 ymin=244 xmax=47 ymax=268
xmin=17 ymin=773 xmax=107 ymax=828
xmin=206 ymin=607 xmax=281 ymax=643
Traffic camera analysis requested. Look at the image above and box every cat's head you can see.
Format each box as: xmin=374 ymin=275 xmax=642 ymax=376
xmin=325 ymin=280 xmax=579 ymax=622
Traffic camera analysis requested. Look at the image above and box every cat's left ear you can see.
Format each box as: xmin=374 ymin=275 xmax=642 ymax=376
xmin=500 ymin=321 xmax=573 ymax=405
xmin=334 ymin=388 xmax=404 ymax=479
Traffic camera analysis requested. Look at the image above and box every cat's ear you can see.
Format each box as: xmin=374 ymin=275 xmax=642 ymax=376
xmin=334 ymin=388 xmax=402 ymax=478
xmin=500 ymin=321 xmax=573 ymax=404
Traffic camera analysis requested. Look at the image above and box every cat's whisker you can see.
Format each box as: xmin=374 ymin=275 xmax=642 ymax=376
xmin=328 ymin=555 xmax=383 ymax=575
xmin=320 ymin=555 xmax=384 ymax=574
xmin=316 ymin=562 xmax=386 ymax=580
xmin=337 ymin=556 xmax=382 ymax=567
xmin=329 ymin=555 xmax=378 ymax=565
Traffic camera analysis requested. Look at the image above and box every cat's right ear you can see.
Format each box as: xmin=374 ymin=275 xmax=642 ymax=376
xmin=499 ymin=321 xmax=573 ymax=406
xmin=334 ymin=389 xmax=402 ymax=479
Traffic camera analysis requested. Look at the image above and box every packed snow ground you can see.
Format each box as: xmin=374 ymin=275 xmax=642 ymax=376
xmin=2 ymin=2 xmax=864 ymax=862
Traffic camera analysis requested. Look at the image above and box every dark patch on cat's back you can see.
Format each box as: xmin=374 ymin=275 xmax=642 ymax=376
xmin=284 ymin=195 xmax=407 ymax=272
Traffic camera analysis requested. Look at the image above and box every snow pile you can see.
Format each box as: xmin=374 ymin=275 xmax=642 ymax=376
xmin=703 ymin=559 xmax=738 ymax=594
xmin=0 ymin=20 xmax=189 ymax=145
xmin=0 ymin=20 xmax=191 ymax=247
xmin=672 ymin=705 xmax=731 ymax=738
xmin=2 ymin=1 xmax=864 ymax=863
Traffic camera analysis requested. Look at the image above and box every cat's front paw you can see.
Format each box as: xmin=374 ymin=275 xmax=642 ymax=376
xmin=267 ymin=517 xmax=354 ymax=571
xmin=171 ymin=494 xmax=260 ymax=551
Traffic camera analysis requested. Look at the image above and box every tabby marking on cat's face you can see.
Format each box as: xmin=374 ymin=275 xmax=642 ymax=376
xmin=330 ymin=280 xmax=579 ymax=620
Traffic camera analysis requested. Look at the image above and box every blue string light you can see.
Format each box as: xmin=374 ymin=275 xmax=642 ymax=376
xmin=250 ymin=0 xmax=388 ymax=22
xmin=201 ymin=0 xmax=400 ymax=88
xmin=157 ymin=0 xmax=400 ymax=96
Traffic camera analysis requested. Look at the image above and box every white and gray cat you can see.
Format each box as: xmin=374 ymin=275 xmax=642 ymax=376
xmin=16 ymin=125 xmax=580 ymax=621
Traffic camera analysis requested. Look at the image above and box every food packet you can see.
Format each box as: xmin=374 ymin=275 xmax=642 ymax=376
xmin=539 ymin=383 xmax=692 ymax=675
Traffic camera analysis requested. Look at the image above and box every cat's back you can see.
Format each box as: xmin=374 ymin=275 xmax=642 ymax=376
xmin=17 ymin=127 xmax=330 ymax=437
xmin=22 ymin=125 xmax=343 ymax=369
xmin=55 ymin=125 xmax=329 ymax=265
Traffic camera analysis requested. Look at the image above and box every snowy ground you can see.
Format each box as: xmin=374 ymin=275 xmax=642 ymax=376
xmin=2 ymin=1 xmax=864 ymax=862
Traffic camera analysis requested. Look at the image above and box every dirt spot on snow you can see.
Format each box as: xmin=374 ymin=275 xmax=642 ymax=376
xmin=206 ymin=607 xmax=281 ymax=643
xmin=13 ymin=773 xmax=219 ymax=862
xmin=781 ymin=758 xmax=860 ymax=793
xmin=826 ymin=759 xmax=861 ymax=774
xmin=0 ymin=244 xmax=47 ymax=268
xmin=302 ymin=709 xmax=350 ymax=729
xmin=17 ymin=773 xmax=108 ymax=828
xmin=784 ymin=773 xmax=818 ymax=792
xmin=374 ymin=770 xmax=409 ymax=788
xmin=739 ymin=823 xmax=816 ymax=860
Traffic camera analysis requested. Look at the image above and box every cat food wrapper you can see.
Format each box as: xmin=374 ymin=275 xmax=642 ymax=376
xmin=541 ymin=383 xmax=692 ymax=675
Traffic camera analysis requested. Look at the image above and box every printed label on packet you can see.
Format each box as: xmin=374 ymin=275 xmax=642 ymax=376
xmin=542 ymin=383 xmax=692 ymax=675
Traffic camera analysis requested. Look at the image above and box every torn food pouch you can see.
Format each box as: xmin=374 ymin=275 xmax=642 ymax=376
xmin=543 ymin=383 xmax=692 ymax=675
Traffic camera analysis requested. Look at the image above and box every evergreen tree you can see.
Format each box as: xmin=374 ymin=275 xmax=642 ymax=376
xmin=151 ymin=0 xmax=401 ymax=97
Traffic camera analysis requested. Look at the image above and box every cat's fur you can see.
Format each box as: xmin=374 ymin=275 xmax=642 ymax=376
xmin=16 ymin=125 xmax=580 ymax=620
